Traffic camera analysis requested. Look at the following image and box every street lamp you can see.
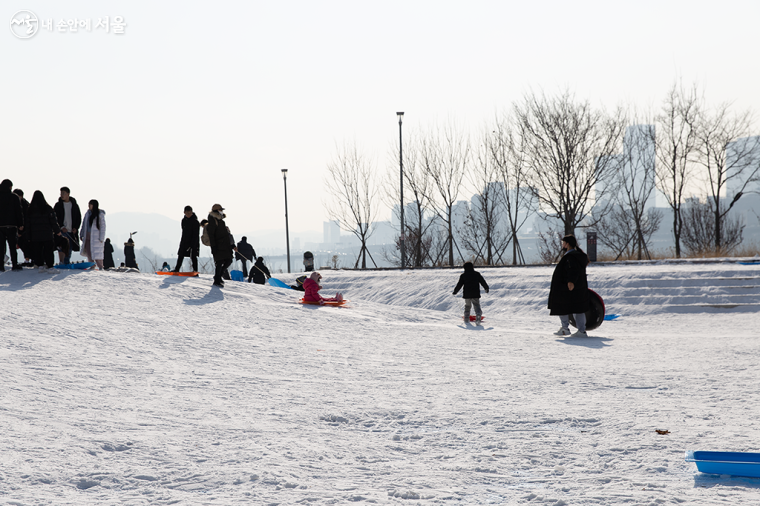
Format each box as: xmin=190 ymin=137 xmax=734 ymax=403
xmin=282 ymin=169 xmax=291 ymax=273
xmin=397 ymin=111 xmax=405 ymax=269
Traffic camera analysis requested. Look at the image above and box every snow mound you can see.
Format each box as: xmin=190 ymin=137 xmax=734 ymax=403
xmin=1 ymin=263 xmax=759 ymax=504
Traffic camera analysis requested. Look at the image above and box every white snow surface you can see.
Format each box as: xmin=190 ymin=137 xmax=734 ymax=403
xmin=2 ymin=261 xmax=760 ymax=505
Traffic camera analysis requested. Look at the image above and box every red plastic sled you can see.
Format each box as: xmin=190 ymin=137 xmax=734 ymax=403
xmin=156 ymin=271 xmax=199 ymax=277
xmin=463 ymin=315 xmax=486 ymax=321
xmin=299 ymin=298 xmax=348 ymax=307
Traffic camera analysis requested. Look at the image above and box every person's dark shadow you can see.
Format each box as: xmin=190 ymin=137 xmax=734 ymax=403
xmin=183 ymin=286 xmax=224 ymax=305
xmin=0 ymin=269 xmax=70 ymax=292
xmin=557 ymin=335 xmax=613 ymax=348
xmin=158 ymin=275 xmax=190 ymax=289
xmin=694 ymin=473 xmax=760 ymax=489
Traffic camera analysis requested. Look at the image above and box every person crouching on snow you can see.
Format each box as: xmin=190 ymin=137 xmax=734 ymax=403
xmin=302 ymin=272 xmax=343 ymax=304
xmin=453 ymin=261 xmax=489 ymax=324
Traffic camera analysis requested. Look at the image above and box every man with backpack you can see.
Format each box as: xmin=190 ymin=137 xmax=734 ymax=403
xmin=205 ymin=204 xmax=236 ymax=287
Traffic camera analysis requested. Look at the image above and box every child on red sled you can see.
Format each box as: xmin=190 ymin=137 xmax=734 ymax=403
xmin=302 ymin=271 xmax=343 ymax=304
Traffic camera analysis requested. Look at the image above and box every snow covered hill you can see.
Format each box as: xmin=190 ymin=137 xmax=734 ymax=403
xmin=2 ymin=261 xmax=760 ymax=505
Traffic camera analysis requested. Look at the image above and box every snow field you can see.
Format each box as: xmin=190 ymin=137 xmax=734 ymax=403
xmin=1 ymin=261 xmax=760 ymax=504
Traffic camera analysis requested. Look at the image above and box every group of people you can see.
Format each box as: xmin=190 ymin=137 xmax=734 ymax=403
xmin=170 ymin=203 xmax=271 ymax=288
xmin=0 ymin=181 xmax=126 ymax=272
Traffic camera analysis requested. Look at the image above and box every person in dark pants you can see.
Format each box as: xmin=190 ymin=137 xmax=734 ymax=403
xmin=235 ymin=236 xmax=256 ymax=277
xmin=26 ymin=190 xmax=62 ymax=270
xmin=452 ymin=261 xmax=489 ymax=324
xmin=103 ymin=238 xmax=115 ymax=269
xmin=53 ymin=187 xmax=82 ymax=265
xmin=548 ymin=234 xmax=590 ymax=338
xmin=12 ymin=189 xmax=30 ymax=263
xmin=0 ymin=179 xmax=24 ymax=271
xmin=206 ymin=204 xmax=236 ymax=287
xmin=174 ymin=205 xmax=200 ymax=272
xmin=248 ymin=257 xmax=271 ymax=284
xmin=124 ymin=237 xmax=138 ymax=269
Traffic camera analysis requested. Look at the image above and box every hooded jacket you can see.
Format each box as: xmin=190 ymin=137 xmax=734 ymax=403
xmin=248 ymin=258 xmax=271 ymax=285
xmin=302 ymin=273 xmax=323 ymax=302
xmin=206 ymin=210 xmax=233 ymax=260
xmin=26 ymin=203 xmax=61 ymax=242
xmin=453 ymin=264 xmax=489 ymax=299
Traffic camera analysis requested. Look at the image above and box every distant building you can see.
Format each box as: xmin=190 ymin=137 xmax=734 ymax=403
xmin=726 ymin=136 xmax=760 ymax=198
xmin=323 ymin=220 xmax=340 ymax=245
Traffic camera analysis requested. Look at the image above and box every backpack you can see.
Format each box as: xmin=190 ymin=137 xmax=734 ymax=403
xmin=201 ymin=225 xmax=211 ymax=247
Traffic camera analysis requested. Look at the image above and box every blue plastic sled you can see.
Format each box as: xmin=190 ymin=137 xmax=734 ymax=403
xmin=739 ymin=262 xmax=760 ymax=266
xmin=268 ymin=277 xmax=292 ymax=289
xmin=54 ymin=262 xmax=95 ymax=270
xmin=230 ymin=270 xmax=245 ymax=282
xmin=604 ymin=314 xmax=621 ymax=321
xmin=686 ymin=450 xmax=760 ymax=478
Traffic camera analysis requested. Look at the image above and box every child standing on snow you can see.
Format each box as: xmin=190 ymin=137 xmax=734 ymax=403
xmin=453 ymin=261 xmax=489 ymax=324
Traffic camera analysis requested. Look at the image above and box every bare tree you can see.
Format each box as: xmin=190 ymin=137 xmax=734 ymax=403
xmin=324 ymin=141 xmax=378 ymax=269
xmin=514 ymin=90 xmax=627 ymax=237
xmin=488 ymin=113 xmax=538 ymax=265
xmin=596 ymin=205 xmax=663 ymax=260
xmin=458 ymin=130 xmax=511 ymax=265
xmin=614 ymin=119 xmax=662 ymax=259
xmin=681 ymin=198 xmax=744 ymax=255
xmin=694 ymin=103 xmax=760 ymax=250
xmin=420 ymin=122 xmax=470 ymax=266
xmin=382 ymin=131 xmax=438 ymax=267
xmin=652 ymin=82 xmax=701 ymax=258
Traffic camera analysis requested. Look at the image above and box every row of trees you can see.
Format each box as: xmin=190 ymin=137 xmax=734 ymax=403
xmin=324 ymin=83 xmax=760 ymax=268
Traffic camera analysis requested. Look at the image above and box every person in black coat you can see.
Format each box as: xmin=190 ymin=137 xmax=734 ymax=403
xmin=124 ymin=237 xmax=138 ymax=269
xmin=103 ymin=238 xmax=115 ymax=269
xmin=206 ymin=204 xmax=236 ymax=287
xmin=0 ymin=179 xmax=24 ymax=271
xmin=26 ymin=190 xmax=62 ymax=269
xmin=174 ymin=206 xmax=200 ymax=272
xmin=235 ymin=236 xmax=256 ymax=277
xmin=548 ymin=234 xmax=590 ymax=337
xmin=248 ymin=256 xmax=271 ymax=285
xmin=453 ymin=261 xmax=489 ymax=324
xmin=13 ymin=189 xmax=31 ymax=263
xmin=53 ymin=187 xmax=82 ymax=264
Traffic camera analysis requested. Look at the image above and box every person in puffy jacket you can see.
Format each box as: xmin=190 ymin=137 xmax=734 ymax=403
xmin=453 ymin=261 xmax=489 ymax=324
xmin=302 ymin=271 xmax=343 ymax=304
xmin=80 ymin=199 xmax=107 ymax=270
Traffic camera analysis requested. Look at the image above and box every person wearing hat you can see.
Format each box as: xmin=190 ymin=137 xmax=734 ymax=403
xmin=548 ymin=234 xmax=590 ymax=337
xmin=302 ymin=271 xmax=343 ymax=304
xmin=206 ymin=204 xmax=236 ymax=287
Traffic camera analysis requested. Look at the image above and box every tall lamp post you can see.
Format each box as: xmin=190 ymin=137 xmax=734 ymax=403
xmin=282 ymin=169 xmax=291 ymax=273
xmin=397 ymin=111 xmax=405 ymax=269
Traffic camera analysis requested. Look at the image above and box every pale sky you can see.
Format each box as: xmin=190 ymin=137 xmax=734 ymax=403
xmin=3 ymin=0 xmax=760 ymax=237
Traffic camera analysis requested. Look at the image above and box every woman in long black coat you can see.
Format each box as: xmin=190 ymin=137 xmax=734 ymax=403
xmin=26 ymin=191 xmax=62 ymax=269
xmin=548 ymin=235 xmax=590 ymax=337
xmin=103 ymin=238 xmax=115 ymax=269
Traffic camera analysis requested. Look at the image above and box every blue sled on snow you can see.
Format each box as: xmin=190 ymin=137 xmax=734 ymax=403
xmin=54 ymin=262 xmax=95 ymax=270
xmin=686 ymin=450 xmax=760 ymax=478
xmin=230 ymin=270 xmax=245 ymax=282
xmin=268 ymin=278 xmax=292 ymax=289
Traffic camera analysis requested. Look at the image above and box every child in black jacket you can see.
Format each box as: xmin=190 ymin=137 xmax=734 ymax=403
xmin=453 ymin=262 xmax=489 ymax=324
